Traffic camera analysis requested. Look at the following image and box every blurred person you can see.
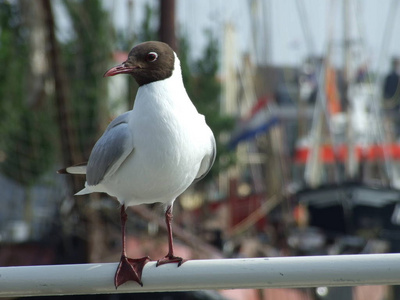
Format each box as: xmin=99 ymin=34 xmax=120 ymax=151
xmin=383 ymin=58 xmax=400 ymax=105
xmin=383 ymin=58 xmax=400 ymax=140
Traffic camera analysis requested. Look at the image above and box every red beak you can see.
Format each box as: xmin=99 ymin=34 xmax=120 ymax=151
xmin=103 ymin=63 xmax=138 ymax=77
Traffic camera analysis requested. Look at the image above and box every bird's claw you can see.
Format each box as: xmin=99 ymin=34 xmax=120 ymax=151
xmin=156 ymin=255 xmax=186 ymax=267
xmin=114 ymin=255 xmax=151 ymax=288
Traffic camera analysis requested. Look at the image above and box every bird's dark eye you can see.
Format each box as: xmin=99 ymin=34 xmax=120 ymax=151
xmin=146 ymin=52 xmax=158 ymax=62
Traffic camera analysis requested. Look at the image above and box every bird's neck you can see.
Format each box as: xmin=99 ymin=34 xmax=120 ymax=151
xmin=133 ymin=59 xmax=195 ymax=114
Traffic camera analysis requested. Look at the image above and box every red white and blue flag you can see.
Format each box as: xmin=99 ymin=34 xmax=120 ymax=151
xmin=229 ymin=96 xmax=279 ymax=148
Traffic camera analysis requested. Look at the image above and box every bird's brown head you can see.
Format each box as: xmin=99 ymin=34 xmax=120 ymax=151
xmin=104 ymin=41 xmax=175 ymax=86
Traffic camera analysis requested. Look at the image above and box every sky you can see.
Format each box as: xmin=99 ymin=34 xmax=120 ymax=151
xmin=103 ymin=0 xmax=400 ymax=74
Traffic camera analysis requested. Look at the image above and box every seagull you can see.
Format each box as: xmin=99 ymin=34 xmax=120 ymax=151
xmin=59 ymin=41 xmax=216 ymax=288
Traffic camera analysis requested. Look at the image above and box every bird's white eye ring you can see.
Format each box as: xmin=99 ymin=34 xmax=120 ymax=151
xmin=146 ymin=52 xmax=158 ymax=62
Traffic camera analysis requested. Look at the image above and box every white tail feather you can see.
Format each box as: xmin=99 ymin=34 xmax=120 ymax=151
xmin=66 ymin=165 xmax=87 ymax=175
xmin=75 ymin=187 xmax=91 ymax=196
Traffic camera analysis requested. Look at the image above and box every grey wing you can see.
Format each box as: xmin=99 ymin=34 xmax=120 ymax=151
xmin=86 ymin=112 xmax=134 ymax=186
xmin=193 ymin=133 xmax=217 ymax=183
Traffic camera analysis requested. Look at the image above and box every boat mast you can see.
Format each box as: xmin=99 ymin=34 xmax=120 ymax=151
xmin=343 ymin=0 xmax=358 ymax=180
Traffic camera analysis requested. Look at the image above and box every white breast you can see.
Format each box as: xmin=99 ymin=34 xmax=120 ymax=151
xmin=102 ymin=68 xmax=210 ymax=206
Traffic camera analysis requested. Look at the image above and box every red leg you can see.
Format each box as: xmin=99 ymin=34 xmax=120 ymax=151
xmin=156 ymin=205 xmax=186 ymax=267
xmin=114 ymin=205 xmax=150 ymax=288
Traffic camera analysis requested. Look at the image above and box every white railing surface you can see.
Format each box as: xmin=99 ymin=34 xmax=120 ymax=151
xmin=1 ymin=254 xmax=400 ymax=297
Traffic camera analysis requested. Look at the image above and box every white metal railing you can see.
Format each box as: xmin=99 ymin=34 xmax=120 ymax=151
xmin=1 ymin=254 xmax=400 ymax=297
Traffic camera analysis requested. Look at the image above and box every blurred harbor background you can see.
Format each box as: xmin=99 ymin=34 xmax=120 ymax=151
xmin=1 ymin=0 xmax=400 ymax=299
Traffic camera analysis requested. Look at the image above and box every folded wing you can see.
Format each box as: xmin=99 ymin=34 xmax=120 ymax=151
xmin=194 ymin=133 xmax=217 ymax=183
xmin=86 ymin=111 xmax=134 ymax=186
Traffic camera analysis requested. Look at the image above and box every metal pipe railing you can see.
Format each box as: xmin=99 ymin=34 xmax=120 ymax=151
xmin=1 ymin=254 xmax=400 ymax=297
